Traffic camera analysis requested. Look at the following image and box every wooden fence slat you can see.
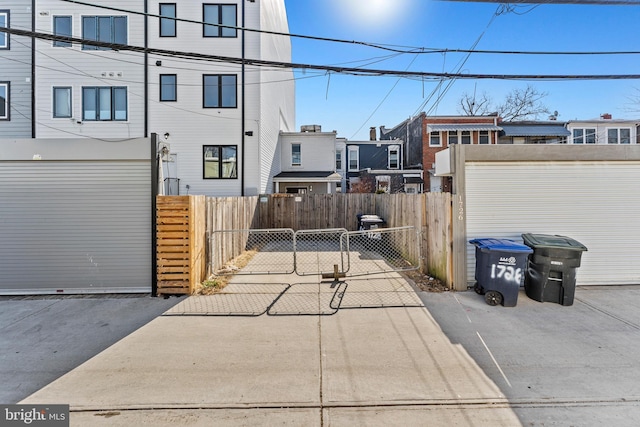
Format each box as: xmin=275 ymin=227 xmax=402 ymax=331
xmin=158 ymin=193 xmax=453 ymax=290
xmin=156 ymin=195 xmax=205 ymax=296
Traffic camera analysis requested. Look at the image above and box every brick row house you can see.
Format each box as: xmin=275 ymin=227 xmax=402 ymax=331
xmin=381 ymin=113 xmax=638 ymax=193
xmin=381 ymin=113 xmax=502 ymax=192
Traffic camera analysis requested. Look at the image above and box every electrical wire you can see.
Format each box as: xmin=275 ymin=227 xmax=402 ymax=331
xmin=349 ymin=53 xmax=421 ymax=139
xmin=411 ymin=5 xmax=500 ymax=117
xmin=57 ymin=0 xmax=430 ymax=55
xmin=444 ymin=0 xmax=640 ymax=4
xmin=42 ymin=1 xmax=640 ymax=57
xmin=3 ymin=43 xmax=328 ymax=130
xmin=3 ymin=27 xmax=639 ymax=81
xmin=9 ymin=101 xmax=142 ymax=142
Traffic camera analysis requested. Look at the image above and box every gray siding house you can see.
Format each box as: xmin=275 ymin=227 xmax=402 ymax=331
xmin=346 ymin=138 xmax=422 ymax=194
xmin=0 ymin=1 xmax=33 ymax=138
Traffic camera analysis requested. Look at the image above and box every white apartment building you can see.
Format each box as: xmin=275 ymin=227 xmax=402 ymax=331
xmin=147 ymin=0 xmax=294 ymax=196
xmin=4 ymin=0 xmax=294 ymax=196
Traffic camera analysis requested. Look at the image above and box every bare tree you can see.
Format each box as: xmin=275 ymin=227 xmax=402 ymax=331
xmin=497 ymin=85 xmax=550 ymax=121
xmin=458 ymin=84 xmax=550 ymax=121
xmin=624 ymin=87 xmax=640 ymax=113
xmin=458 ymin=91 xmax=493 ymax=116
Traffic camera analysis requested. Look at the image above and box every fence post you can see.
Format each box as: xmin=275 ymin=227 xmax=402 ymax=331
xmin=156 ymin=195 xmax=205 ymax=295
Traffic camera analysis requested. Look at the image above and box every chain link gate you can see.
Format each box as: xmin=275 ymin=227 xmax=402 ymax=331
xmin=166 ymin=226 xmax=424 ymax=316
xmin=209 ymin=226 xmax=420 ymax=278
xmin=209 ymin=229 xmax=295 ymax=275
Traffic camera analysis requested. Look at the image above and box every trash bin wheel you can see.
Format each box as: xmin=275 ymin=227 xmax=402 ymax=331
xmin=485 ymin=291 xmax=503 ymax=306
xmin=474 ymin=283 xmax=484 ymax=295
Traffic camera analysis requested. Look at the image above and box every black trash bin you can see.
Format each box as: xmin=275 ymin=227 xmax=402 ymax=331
xmin=470 ymin=238 xmax=533 ymax=307
xmin=357 ymin=214 xmax=386 ymax=231
xmin=521 ymin=233 xmax=588 ymax=306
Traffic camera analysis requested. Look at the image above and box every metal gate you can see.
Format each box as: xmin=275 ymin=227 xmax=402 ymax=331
xmin=168 ymin=226 xmax=424 ymax=316
xmin=208 ymin=226 xmax=421 ymax=278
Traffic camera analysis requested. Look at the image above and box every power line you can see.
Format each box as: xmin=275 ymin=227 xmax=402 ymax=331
xmin=349 ymin=53 xmax=422 ymax=139
xmin=48 ymin=0 xmax=640 ymax=57
xmin=2 ymin=27 xmax=640 ymax=81
xmin=58 ymin=0 xmax=427 ymax=55
xmin=443 ymin=0 xmax=640 ymax=4
xmin=12 ymin=36 xmax=305 ymax=88
xmin=414 ymin=4 xmax=501 ymax=116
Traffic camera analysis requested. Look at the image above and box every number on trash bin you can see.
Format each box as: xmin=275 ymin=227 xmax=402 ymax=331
xmin=491 ymin=264 xmax=522 ymax=284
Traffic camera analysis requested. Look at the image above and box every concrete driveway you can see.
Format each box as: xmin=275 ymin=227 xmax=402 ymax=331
xmin=18 ymin=272 xmax=524 ymax=426
xmin=6 ymin=278 xmax=640 ymax=426
xmin=0 ymin=294 xmax=182 ymax=404
xmin=420 ymin=285 xmax=640 ymax=426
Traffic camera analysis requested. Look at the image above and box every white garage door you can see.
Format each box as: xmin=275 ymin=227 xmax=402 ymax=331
xmin=465 ymin=161 xmax=640 ymax=286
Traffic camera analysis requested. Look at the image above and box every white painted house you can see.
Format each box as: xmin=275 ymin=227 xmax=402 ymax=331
xmin=566 ymin=115 xmax=639 ymax=145
xmin=9 ymin=0 xmax=294 ymax=197
xmin=274 ymin=126 xmax=342 ymax=194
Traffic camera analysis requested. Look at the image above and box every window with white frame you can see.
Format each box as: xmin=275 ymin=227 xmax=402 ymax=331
xmin=572 ymin=129 xmax=583 ymax=144
xmin=203 ymin=4 xmax=237 ymax=37
xmin=335 ymin=150 xmax=342 ymax=170
xmin=348 ymin=147 xmax=359 ymax=171
xmin=448 ymin=131 xmax=459 ymax=145
xmin=607 ymin=128 xmax=631 ymax=144
xmin=291 ymin=143 xmax=301 ymax=166
xmin=0 ymin=11 xmax=8 ymax=49
xmin=572 ymin=128 xmax=596 ymax=144
xmin=479 ymin=130 xmax=490 ymax=144
xmin=53 ymin=16 xmax=72 ymax=47
xmin=429 ymin=131 xmax=441 ymax=146
xmin=82 ymin=16 xmax=127 ymax=50
xmin=160 ymin=74 xmax=177 ymax=101
xmin=159 ymin=3 xmax=176 ymax=37
xmin=0 ymin=82 xmax=8 ymax=120
xmin=203 ymin=74 xmax=237 ymax=108
xmin=461 ymin=130 xmax=471 ymax=144
xmin=388 ymin=145 xmax=399 ymax=169
xmin=203 ymin=145 xmax=237 ymax=179
xmin=82 ymin=87 xmax=127 ymax=121
xmin=53 ymin=87 xmax=72 ymax=118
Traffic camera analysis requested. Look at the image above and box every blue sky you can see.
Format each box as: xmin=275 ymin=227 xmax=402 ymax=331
xmin=284 ymin=0 xmax=640 ymax=140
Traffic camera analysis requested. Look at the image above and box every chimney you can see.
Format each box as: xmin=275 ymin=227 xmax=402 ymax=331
xmin=301 ymin=124 xmax=321 ymax=132
xmin=369 ymin=127 xmax=377 ymax=141
xmin=601 ymin=113 xmax=612 ymax=120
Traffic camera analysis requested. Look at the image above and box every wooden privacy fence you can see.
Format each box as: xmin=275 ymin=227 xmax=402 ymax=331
xmin=157 ymin=193 xmax=453 ymax=294
xmin=206 ymin=196 xmax=259 ymax=278
xmin=156 ymin=196 xmax=205 ymax=295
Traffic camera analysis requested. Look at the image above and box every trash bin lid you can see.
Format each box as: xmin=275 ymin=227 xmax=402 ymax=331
xmin=521 ymin=233 xmax=588 ymax=252
xmin=469 ymin=238 xmax=533 ymax=253
xmin=359 ymin=215 xmax=384 ymax=223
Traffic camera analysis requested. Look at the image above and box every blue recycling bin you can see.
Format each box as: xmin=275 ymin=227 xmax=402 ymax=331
xmin=470 ymin=238 xmax=533 ymax=307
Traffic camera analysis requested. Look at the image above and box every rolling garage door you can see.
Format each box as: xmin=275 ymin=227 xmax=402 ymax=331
xmin=465 ymin=161 xmax=640 ymax=286
xmin=0 ymin=139 xmax=151 ymax=294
